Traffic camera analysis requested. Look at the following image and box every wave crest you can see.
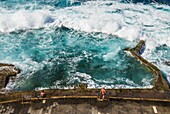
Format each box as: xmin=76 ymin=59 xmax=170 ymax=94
xmin=0 ymin=10 xmax=54 ymax=33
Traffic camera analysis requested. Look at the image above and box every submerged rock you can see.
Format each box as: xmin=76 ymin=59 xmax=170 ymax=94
xmin=0 ymin=63 xmax=20 ymax=89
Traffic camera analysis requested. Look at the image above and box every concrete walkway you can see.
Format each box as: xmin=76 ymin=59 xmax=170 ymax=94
xmin=1 ymin=98 xmax=170 ymax=114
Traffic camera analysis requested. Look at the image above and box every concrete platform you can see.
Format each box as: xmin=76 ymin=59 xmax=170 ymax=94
xmin=1 ymin=98 xmax=170 ymax=114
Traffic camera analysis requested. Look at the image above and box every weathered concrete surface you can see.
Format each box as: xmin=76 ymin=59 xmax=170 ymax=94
xmin=1 ymin=98 xmax=170 ymax=114
xmin=0 ymin=63 xmax=20 ymax=89
xmin=1 ymin=87 xmax=170 ymax=105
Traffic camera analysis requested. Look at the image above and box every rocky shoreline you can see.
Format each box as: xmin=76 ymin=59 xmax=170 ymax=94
xmin=0 ymin=63 xmax=20 ymax=90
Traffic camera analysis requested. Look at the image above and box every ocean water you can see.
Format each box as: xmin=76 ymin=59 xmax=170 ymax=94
xmin=0 ymin=0 xmax=169 ymax=91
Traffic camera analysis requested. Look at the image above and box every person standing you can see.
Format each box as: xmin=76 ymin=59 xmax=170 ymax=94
xmin=100 ymin=88 xmax=106 ymax=101
xmin=40 ymin=90 xmax=46 ymax=98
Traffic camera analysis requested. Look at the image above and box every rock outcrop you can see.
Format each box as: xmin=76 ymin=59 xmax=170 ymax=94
xmin=0 ymin=63 xmax=20 ymax=89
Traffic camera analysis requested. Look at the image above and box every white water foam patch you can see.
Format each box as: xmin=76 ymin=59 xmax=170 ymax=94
xmin=68 ymin=72 xmax=93 ymax=84
xmin=50 ymin=72 xmax=98 ymax=89
xmin=49 ymin=0 xmax=169 ymax=44
xmin=92 ymin=77 xmax=150 ymax=89
xmin=1 ymin=1 xmax=169 ymax=44
xmin=0 ymin=9 xmax=54 ymax=32
xmin=103 ymin=46 xmax=121 ymax=61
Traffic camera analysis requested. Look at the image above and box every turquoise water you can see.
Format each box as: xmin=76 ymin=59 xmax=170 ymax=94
xmin=0 ymin=0 xmax=169 ymax=90
xmin=1 ymin=27 xmax=154 ymax=90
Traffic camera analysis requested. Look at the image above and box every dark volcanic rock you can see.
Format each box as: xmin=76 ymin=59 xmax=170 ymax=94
xmin=131 ymin=40 xmax=145 ymax=55
xmin=165 ymin=61 xmax=170 ymax=66
xmin=0 ymin=63 xmax=20 ymax=89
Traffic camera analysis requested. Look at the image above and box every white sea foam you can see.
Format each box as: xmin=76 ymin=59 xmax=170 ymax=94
xmin=68 ymin=72 xmax=93 ymax=84
xmin=103 ymin=46 xmax=121 ymax=61
xmin=0 ymin=10 xmax=54 ymax=32
xmin=0 ymin=1 xmax=169 ymax=47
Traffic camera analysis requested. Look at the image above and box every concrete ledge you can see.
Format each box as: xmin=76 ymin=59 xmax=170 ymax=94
xmin=1 ymin=94 xmax=170 ymax=105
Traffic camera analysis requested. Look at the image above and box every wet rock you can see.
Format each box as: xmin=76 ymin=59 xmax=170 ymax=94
xmin=0 ymin=63 xmax=20 ymax=89
xmin=131 ymin=40 xmax=145 ymax=55
xmin=165 ymin=61 xmax=170 ymax=66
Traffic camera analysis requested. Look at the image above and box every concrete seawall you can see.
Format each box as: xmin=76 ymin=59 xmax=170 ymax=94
xmin=126 ymin=40 xmax=169 ymax=91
